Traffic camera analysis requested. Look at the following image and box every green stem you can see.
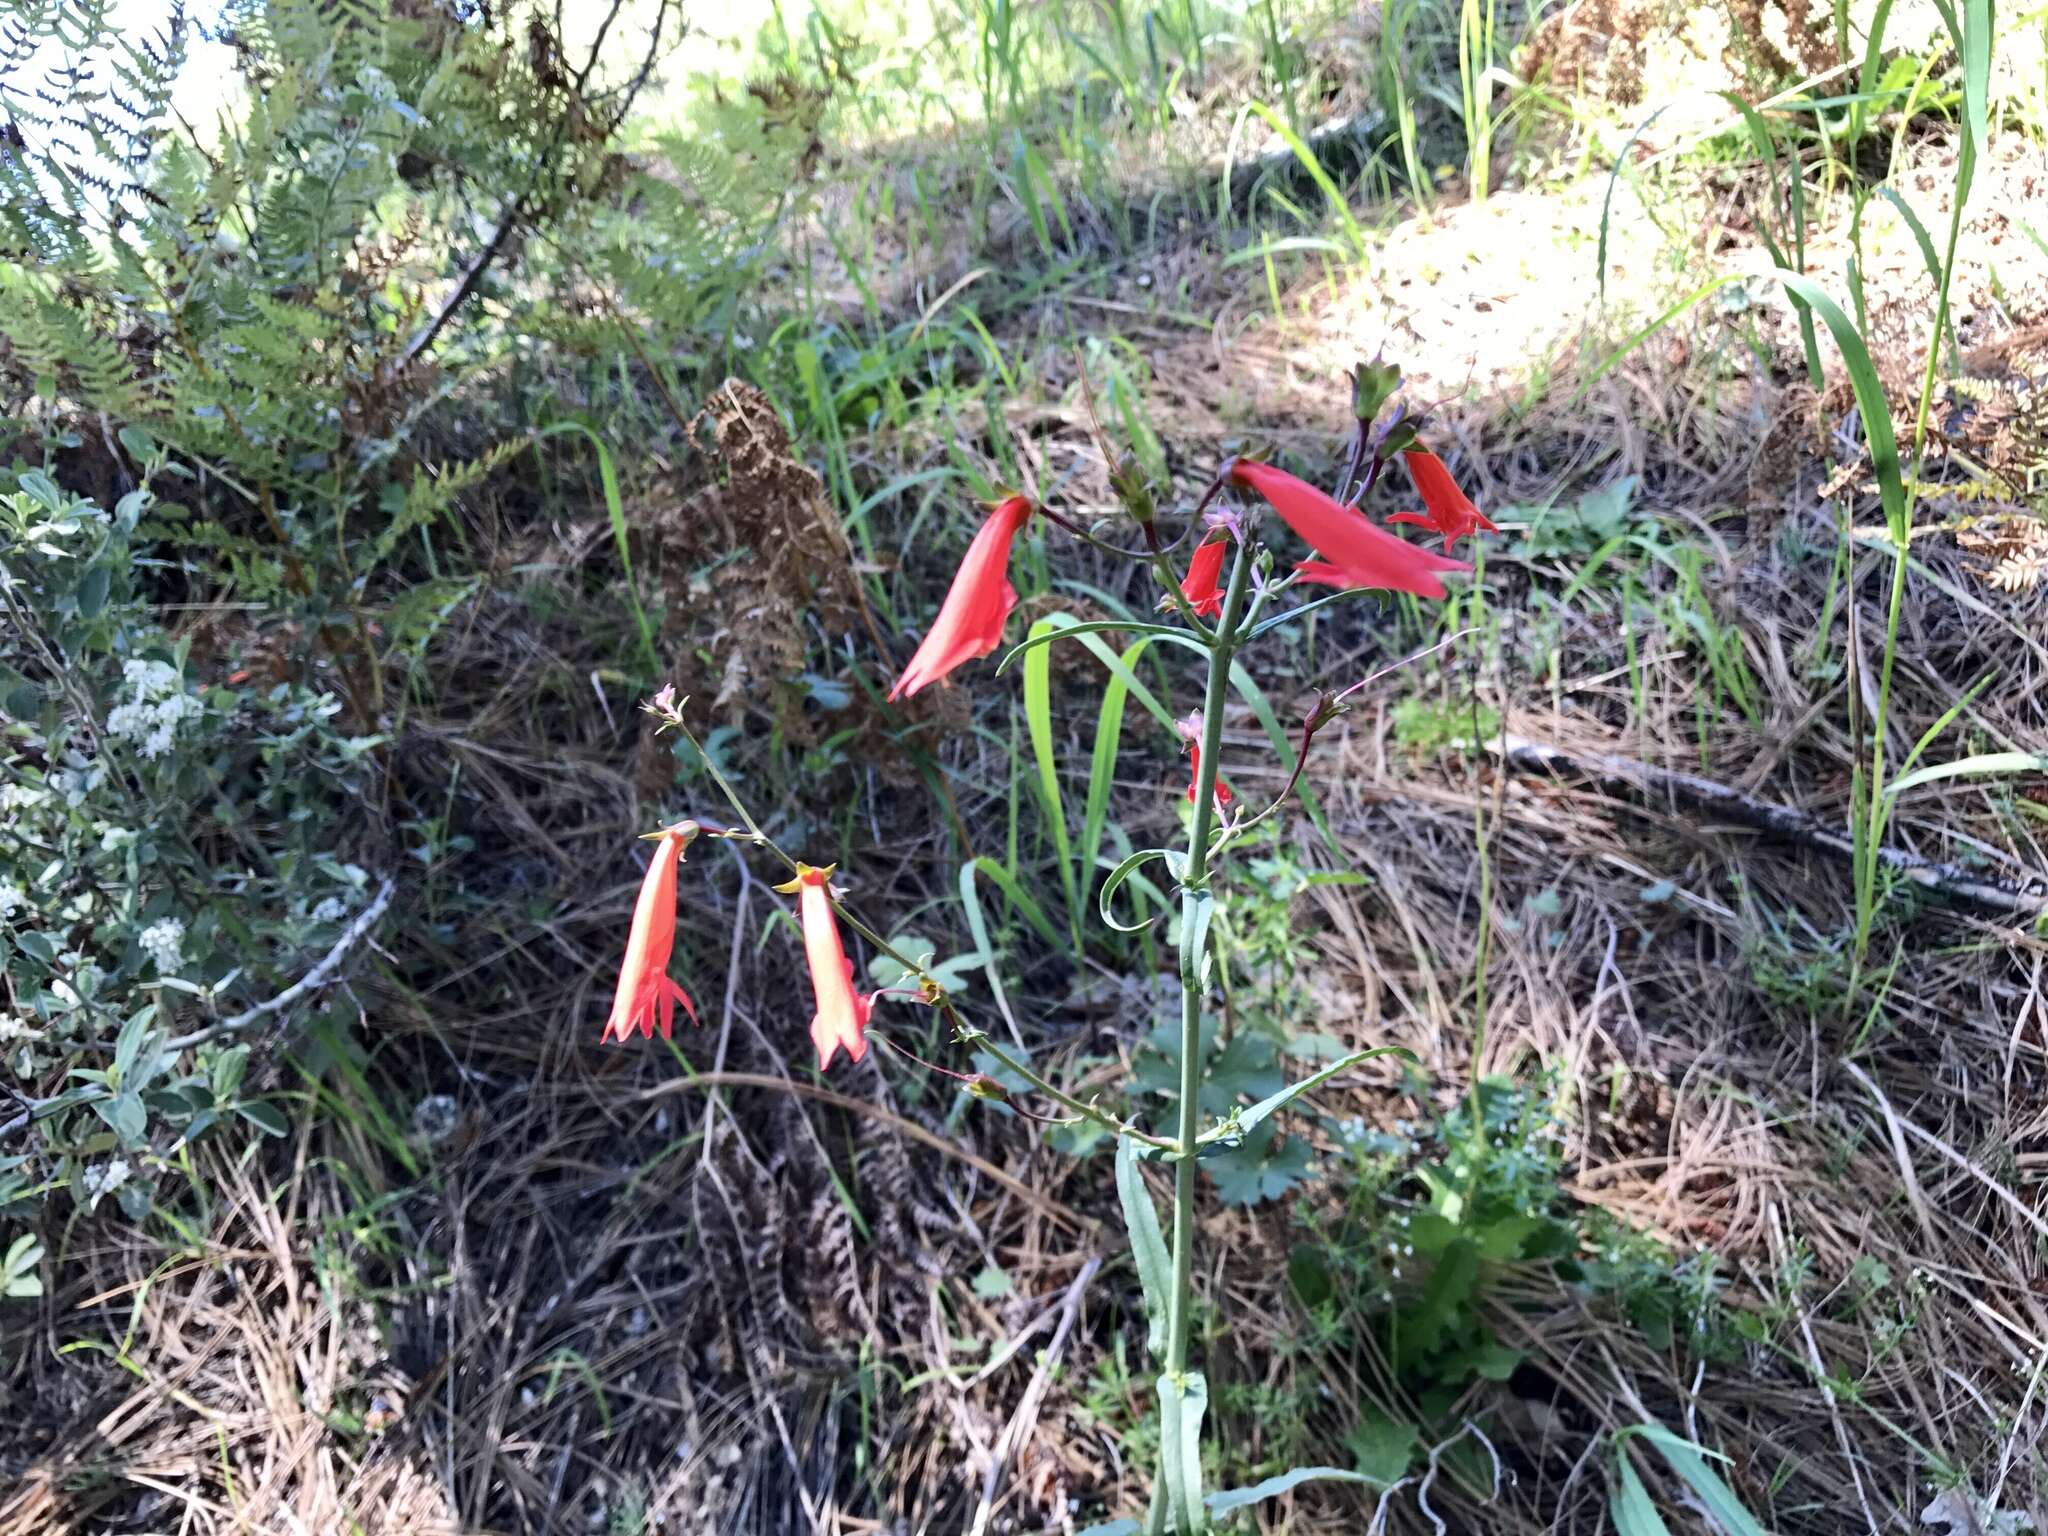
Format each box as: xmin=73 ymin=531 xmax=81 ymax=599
xmin=1152 ymin=538 xmax=1253 ymax=1535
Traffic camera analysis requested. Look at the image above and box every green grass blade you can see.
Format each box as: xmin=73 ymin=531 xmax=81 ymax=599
xmin=1623 ymin=1424 xmax=1773 ymax=1536
xmin=1888 ymin=750 xmax=2048 ymax=796
xmin=964 ymin=855 xmax=1066 ymax=949
xmin=1775 ymin=274 xmax=1907 ymax=539
xmin=996 ymin=618 xmax=1194 ymax=675
xmin=535 ymin=421 xmax=659 ymax=673
xmin=1877 ymin=187 xmax=1958 ymax=367
xmin=1244 ymin=101 xmax=1367 ymax=261
xmin=1599 ymin=105 xmax=1670 ymax=304
xmin=1023 ymin=618 xmax=1084 ymax=949
xmin=1611 ymin=1455 xmax=1671 ymax=1536
xmin=958 ymin=859 xmax=1024 ymax=1042
xmin=1083 ymin=637 xmax=1148 ymax=894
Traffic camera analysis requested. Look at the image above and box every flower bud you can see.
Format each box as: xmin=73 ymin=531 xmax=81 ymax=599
xmin=964 ymin=1074 xmax=1011 ymax=1103
xmin=1351 ymin=359 xmax=1403 ymax=427
xmin=1304 ymin=689 xmax=1349 ymax=737
xmin=1110 ymin=452 xmax=1155 ymax=524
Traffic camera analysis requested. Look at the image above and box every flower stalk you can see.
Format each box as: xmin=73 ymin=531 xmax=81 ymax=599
xmin=1151 ymin=534 xmax=1252 ymax=1536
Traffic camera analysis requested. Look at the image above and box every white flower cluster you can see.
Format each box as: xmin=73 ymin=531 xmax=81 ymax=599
xmin=82 ymin=1159 xmax=131 ymax=1203
xmin=106 ymin=659 xmax=202 ymax=760
xmin=0 ymin=1012 xmax=42 ymax=1045
xmin=0 ymin=881 xmax=22 ymax=921
xmin=139 ymin=917 xmax=186 ymax=974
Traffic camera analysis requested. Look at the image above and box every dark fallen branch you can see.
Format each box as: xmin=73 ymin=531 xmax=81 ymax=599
xmin=1493 ymin=734 xmax=2048 ymax=920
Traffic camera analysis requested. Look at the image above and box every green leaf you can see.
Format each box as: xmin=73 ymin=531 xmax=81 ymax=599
xmin=1620 ymin=1424 xmax=1773 ymax=1536
xmin=1099 ymin=847 xmax=1180 ymax=933
xmin=1772 ymin=276 xmax=1906 ymax=541
xmin=1474 ymin=1213 xmax=1548 ymax=1260
xmin=1206 ymin=1122 xmax=1312 ymax=1206
xmin=1082 ymin=637 xmax=1147 ymax=897
xmin=996 ymin=619 xmax=1196 ymax=674
xmin=112 ymin=1003 xmax=155 ymax=1087
xmin=1611 ymin=1454 xmax=1670 ymax=1536
xmin=1877 ymin=187 xmax=1958 ymax=365
xmin=1287 ymin=1242 xmax=1333 ymax=1309
xmin=96 ymin=1092 xmax=147 ymax=1144
xmin=76 ymin=563 xmax=110 ymax=619
xmin=1402 ymin=1238 xmax=1480 ymax=1359
xmin=535 ymin=422 xmax=658 ymax=673
xmin=2 ymin=1233 xmax=43 ymax=1300
xmin=236 ymin=1100 xmax=290 ymax=1138
xmin=1116 ymin=1134 xmax=1173 ymax=1358
xmin=1887 ymin=751 xmax=2048 ymax=796
xmin=1158 ymin=1370 xmax=1209 ymax=1533
xmin=1228 ymin=1046 xmax=1414 ymax=1141
xmin=1207 ymin=1465 xmax=1376 ymax=1514
xmin=1023 ymin=618 xmax=1082 ymax=948
xmin=971 ymin=1265 xmax=1012 ymax=1299
xmin=1345 ymin=1411 xmax=1418 ymax=1485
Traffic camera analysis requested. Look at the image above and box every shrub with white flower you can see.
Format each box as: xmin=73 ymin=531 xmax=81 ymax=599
xmin=139 ymin=918 xmax=187 ymax=975
xmin=4 ymin=474 xmax=381 ymax=1221
xmin=105 ymin=658 xmax=204 ymax=760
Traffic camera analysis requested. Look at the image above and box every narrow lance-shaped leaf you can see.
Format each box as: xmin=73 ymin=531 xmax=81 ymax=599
xmin=1116 ymin=1134 xmax=1172 ymax=1358
xmin=1619 ymin=1424 xmax=1772 ymax=1536
xmin=1610 ymin=1453 xmax=1670 ymax=1536
xmin=1206 ymin=1466 xmax=1376 ymax=1515
xmin=1887 ymin=751 xmax=2048 ymax=797
xmin=1099 ymin=847 xmax=1182 ymax=934
xmin=1225 ymin=1045 xmax=1416 ymax=1143
xmin=1158 ymin=1371 xmax=1209 ymax=1534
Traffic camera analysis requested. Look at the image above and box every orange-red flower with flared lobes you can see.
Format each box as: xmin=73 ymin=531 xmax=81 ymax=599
xmin=601 ymin=822 xmax=700 ymax=1043
xmin=780 ymin=864 xmax=875 ymax=1071
xmin=1390 ymin=450 xmax=1499 ymax=554
xmin=1179 ymin=535 xmax=1227 ymax=618
xmin=888 ymin=495 xmax=1037 ymax=700
xmin=1227 ymin=459 xmax=1469 ymax=599
xmin=1177 ymin=712 xmax=1232 ymax=808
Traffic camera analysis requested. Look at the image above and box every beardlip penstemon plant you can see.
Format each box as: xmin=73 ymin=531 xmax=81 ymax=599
xmin=600 ymin=362 xmax=1497 ymax=1533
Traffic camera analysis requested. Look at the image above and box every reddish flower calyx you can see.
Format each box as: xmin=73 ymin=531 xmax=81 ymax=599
xmin=1391 ymin=450 xmax=1498 ymax=554
xmin=1177 ymin=535 xmax=1228 ymax=619
xmin=1227 ymin=459 xmax=1469 ymax=599
xmin=601 ymin=822 xmax=700 ymax=1043
xmin=776 ymin=863 xmax=878 ymax=1071
xmin=888 ymin=495 xmax=1037 ymax=700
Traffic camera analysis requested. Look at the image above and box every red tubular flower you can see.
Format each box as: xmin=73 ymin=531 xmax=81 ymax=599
xmin=1292 ymin=560 xmax=1350 ymax=589
xmin=1391 ymin=450 xmax=1499 ymax=554
xmin=888 ymin=495 xmax=1037 ymax=700
xmin=1177 ymin=712 xmax=1233 ymax=809
xmin=1228 ymin=459 xmax=1469 ymax=598
xmin=601 ymin=823 xmax=700 ymax=1043
xmin=779 ymin=864 xmax=875 ymax=1071
xmin=1179 ymin=535 xmax=1228 ymax=618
